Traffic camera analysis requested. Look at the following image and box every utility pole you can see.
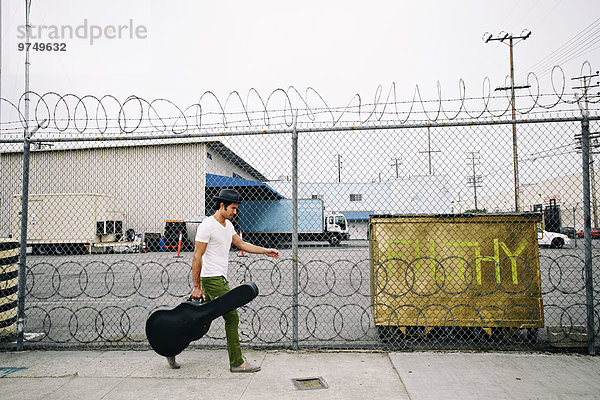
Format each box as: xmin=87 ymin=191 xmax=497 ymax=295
xmin=467 ymin=152 xmax=482 ymax=211
xmin=573 ymin=205 xmax=578 ymax=248
xmin=484 ymin=30 xmax=531 ymax=212
xmin=419 ymin=127 xmax=441 ymax=175
xmin=573 ymin=71 xmax=600 ymax=227
xmin=390 ymin=157 xmax=402 ymax=179
xmin=336 ymin=154 xmax=342 ymax=183
xmin=0 ymin=1 xmax=3 ymax=130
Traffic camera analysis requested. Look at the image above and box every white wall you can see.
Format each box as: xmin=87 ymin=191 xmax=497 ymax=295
xmin=1 ymin=142 xmax=207 ymax=236
xmin=269 ymin=174 xmax=452 ymax=214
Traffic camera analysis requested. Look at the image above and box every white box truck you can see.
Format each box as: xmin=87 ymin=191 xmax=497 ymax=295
xmin=11 ymin=193 xmax=134 ymax=255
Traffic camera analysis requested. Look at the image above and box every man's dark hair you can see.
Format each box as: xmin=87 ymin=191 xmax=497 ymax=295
xmin=215 ymin=199 xmax=236 ymax=210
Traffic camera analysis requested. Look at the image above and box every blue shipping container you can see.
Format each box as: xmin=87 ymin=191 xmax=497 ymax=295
xmin=238 ymin=199 xmax=324 ymax=234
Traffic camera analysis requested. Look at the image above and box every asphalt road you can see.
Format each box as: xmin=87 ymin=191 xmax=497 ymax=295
xmin=16 ymin=240 xmax=597 ymax=349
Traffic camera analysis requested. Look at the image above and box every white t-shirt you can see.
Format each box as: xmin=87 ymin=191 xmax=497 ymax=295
xmin=195 ymin=216 xmax=236 ymax=278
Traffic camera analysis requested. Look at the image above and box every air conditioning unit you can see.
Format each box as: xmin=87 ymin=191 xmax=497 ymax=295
xmin=105 ymin=220 xmax=115 ymax=234
xmin=97 ymin=221 xmax=123 ymax=235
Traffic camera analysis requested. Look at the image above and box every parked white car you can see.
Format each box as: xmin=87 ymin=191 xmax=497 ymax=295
xmin=537 ymin=228 xmax=570 ymax=248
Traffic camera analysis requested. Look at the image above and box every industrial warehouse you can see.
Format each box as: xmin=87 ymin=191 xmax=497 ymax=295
xmin=0 ymin=140 xmax=266 ymax=251
xmin=0 ymin=139 xmax=455 ymax=251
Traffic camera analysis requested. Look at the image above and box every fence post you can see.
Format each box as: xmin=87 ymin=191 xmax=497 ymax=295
xmin=291 ymin=114 xmax=299 ymax=350
xmin=16 ymin=136 xmax=32 ymax=351
xmin=581 ymin=116 xmax=596 ymax=356
xmin=16 ymin=121 xmax=45 ymax=350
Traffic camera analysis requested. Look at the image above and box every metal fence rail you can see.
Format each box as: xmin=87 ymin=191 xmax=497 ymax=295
xmin=0 ymin=85 xmax=598 ymax=354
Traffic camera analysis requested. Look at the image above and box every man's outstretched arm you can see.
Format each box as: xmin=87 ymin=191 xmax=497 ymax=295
xmin=232 ymin=234 xmax=279 ymax=259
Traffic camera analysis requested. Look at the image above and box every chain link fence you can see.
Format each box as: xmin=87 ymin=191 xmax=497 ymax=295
xmin=0 ymin=79 xmax=598 ymax=353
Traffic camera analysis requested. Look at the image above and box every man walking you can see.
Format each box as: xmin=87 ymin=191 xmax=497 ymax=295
xmin=167 ymin=188 xmax=279 ymax=371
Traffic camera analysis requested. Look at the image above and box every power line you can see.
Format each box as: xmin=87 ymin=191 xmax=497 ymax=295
xmin=520 ymin=18 xmax=600 ymax=81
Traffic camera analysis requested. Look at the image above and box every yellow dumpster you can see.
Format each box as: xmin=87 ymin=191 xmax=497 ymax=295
xmin=369 ymin=213 xmax=543 ymax=337
xmin=0 ymin=240 xmax=19 ymax=339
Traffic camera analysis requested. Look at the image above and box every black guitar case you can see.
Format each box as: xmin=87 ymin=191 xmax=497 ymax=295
xmin=146 ymin=281 xmax=259 ymax=357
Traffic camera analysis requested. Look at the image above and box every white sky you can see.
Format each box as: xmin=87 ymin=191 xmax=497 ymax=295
xmin=1 ymin=0 xmax=599 ymax=197
xmin=2 ymin=0 xmax=599 ymax=109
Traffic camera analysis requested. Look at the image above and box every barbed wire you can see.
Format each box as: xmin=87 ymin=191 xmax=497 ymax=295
xmin=3 ymin=254 xmax=594 ymax=349
xmin=1 ymin=63 xmax=598 ymax=140
xmin=0 ymin=104 xmax=585 ymax=140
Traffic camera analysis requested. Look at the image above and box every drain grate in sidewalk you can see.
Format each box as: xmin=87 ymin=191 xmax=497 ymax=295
xmin=292 ymin=376 xmax=328 ymax=390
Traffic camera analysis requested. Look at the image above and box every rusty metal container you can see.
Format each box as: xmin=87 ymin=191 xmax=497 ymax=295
xmin=369 ymin=213 xmax=543 ymax=336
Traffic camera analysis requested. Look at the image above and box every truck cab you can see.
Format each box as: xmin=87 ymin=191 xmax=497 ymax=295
xmin=324 ymin=212 xmax=350 ymax=246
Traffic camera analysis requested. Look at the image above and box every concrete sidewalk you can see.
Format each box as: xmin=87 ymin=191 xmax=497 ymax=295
xmin=1 ymin=349 xmax=598 ymax=399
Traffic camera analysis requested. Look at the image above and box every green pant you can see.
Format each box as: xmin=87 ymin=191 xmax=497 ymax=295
xmin=201 ymin=276 xmax=244 ymax=367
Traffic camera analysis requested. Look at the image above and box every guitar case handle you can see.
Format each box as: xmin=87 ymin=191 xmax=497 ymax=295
xmin=187 ymin=297 xmax=207 ymax=305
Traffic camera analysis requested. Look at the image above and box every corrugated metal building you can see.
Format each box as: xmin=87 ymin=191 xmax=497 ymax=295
xmin=0 ymin=140 xmax=266 ymax=238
